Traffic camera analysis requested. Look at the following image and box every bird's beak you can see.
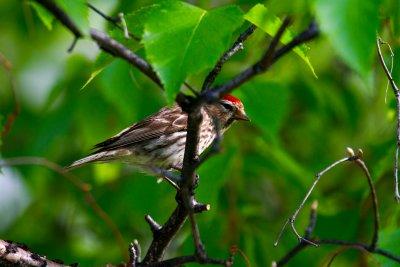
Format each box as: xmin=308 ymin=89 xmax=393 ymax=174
xmin=235 ymin=111 xmax=250 ymax=121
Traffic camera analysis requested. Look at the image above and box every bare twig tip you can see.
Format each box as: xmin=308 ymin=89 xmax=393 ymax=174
xmin=357 ymin=148 xmax=364 ymax=158
xmin=311 ymin=200 xmax=318 ymax=211
xmin=346 ymin=147 xmax=355 ymax=157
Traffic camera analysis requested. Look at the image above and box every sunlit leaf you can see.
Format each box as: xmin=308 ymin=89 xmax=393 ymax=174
xmin=315 ymin=0 xmax=380 ymax=76
xmin=141 ymin=1 xmax=243 ymax=102
xmin=244 ymin=4 xmax=317 ymax=77
xmin=29 ymin=1 xmax=54 ymax=30
xmin=81 ymin=53 xmax=113 ymax=90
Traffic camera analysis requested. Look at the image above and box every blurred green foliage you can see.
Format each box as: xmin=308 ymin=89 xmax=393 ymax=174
xmin=1 ymin=0 xmax=400 ymax=266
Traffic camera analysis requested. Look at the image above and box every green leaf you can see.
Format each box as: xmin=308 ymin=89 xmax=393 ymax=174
xmin=141 ymin=1 xmax=243 ymax=103
xmin=244 ymin=4 xmax=317 ymax=78
xmin=315 ymin=0 xmax=380 ymax=76
xmin=81 ymin=53 xmax=113 ymax=90
xmin=29 ymin=1 xmax=54 ymax=30
xmin=55 ymin=0 xmax=89 ymax=35
xmin=126 ymin=4 xmax=162 ymax=38
xmin=238 ymin=81 xmax=290 ymax=138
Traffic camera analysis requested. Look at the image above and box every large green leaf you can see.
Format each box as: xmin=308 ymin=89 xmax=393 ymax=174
xmin=244 ymin=4 xmax=316 ymax=77
xmin=315 ymin=0 xmax=380 ymax=76
xmin=55 ymin=0 xmax=89 ymax=35
xmin=141 ymin=1 xmax=243 ymax=102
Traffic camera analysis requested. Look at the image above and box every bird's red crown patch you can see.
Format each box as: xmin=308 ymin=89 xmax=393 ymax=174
xmin=222 ymin=94 xmax=242 ymax=105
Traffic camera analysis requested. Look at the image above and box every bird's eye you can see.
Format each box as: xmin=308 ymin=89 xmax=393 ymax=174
xmin=221 ymin=102 xmax=234 ymax=111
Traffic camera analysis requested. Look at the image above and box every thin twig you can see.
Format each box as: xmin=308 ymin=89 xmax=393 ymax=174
xmin=275 ymin=201 xmax=318 ymax=266
xmin=275 ymin=156 xmax=349 ymax=246
xmin=202 ymin=24 xmax=256 ymax=92
xmin=376 ymin=36 xmax=400 ymax=202
xmin=275 ymin=202 xmax=400 ymax=266
xmin=203 ymin=20 xmax=319 ymax=102
xmin=87 ymin=3 xmax=140 ymax=41
xmin=0 ymin=157 xmax=128 ymax=261
xmin=353 ymin=156 xmax=380 ymax=250
xmin=275 ymin=147 xmax=380 ymax=249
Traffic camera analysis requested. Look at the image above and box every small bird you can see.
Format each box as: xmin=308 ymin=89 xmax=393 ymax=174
xmin=67 ymin=94 xmax=248 ymax=182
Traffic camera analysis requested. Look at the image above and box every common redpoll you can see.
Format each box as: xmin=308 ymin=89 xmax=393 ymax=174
xmin=67 ymin=94 xmax=248 ymax=177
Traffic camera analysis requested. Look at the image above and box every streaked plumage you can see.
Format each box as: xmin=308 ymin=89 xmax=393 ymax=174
xmin=67 ymin=95 xmax=248 ymax=176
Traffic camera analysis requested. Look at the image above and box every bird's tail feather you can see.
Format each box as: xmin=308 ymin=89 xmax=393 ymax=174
xmin=65 ymin=151 xmax=112 ymax=170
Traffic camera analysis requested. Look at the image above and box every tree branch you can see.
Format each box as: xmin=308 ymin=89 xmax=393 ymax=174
xmin=90 ymin=29 xmax=162 ymax=87
xmin=25 ymin=2 xmax=324 ymax=265
xmin=0 ymin=239 xmax=74 ymax=267
xmin=141 ymin=204 xmax=187 ymax=264
xmin=202 ymin=20 xmax=319 ymax=102
xmin=35 ymin=0 xmax=82 ymax=38
xmin=275 ymin=200 xmax=399 ymax=266
xmin=376 ymin=36 xmax=400 ymax=202
xmin=202 ymin=24 xmax=256 ymax=92
xmin=87 ymin=3 xmax=140 ymax=41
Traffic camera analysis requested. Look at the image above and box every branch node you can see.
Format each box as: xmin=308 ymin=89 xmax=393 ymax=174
xmin=67 ymin=36 xmax=79 ymax=53
xmin=128 ymin=240 xmax=141 ymax=266
xmin=145 ymin=215 xmax=162 ymax=235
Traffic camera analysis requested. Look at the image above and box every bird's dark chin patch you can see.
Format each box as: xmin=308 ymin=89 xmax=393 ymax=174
xmin=226 ymin=118 xmax=235 ymax=127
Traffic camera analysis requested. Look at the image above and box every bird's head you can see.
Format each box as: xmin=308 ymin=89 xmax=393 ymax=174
xmin=220 ymin=94 xmax=249 ymax=122
xmin=209 ymin=94 xmax=249 ymax=129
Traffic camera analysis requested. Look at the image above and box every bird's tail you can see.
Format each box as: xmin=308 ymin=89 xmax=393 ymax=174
xmin=65 ymin=151 xmax=112 ymax=170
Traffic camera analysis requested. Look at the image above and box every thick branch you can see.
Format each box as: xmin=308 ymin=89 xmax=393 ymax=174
xmin=0 ymin=239 xmax=72 ymax=267
xmin=142 ymin=204 xmax=188 ymax=264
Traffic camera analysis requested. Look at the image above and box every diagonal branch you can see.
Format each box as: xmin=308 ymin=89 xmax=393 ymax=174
xmin=33 ymin=0 xmax=163 ymax=88
xmin=202 ymin=24 xmax=256 ymax=92
xmin=202 ymin=20 xmax=319 ymax=102
xmin=35 ymin=0 xmax=82 ymax=38
xmin=0 ymin=240 xmax=72 ymax=267
xmin=87 ymin=3 xmax=140 ymax=41
xmin=90 ymin=29 xmax=162 ymax=87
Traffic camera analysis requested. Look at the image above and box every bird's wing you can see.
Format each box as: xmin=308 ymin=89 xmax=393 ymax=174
xmin=93 ymin=105 xmax=187 ymax=152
